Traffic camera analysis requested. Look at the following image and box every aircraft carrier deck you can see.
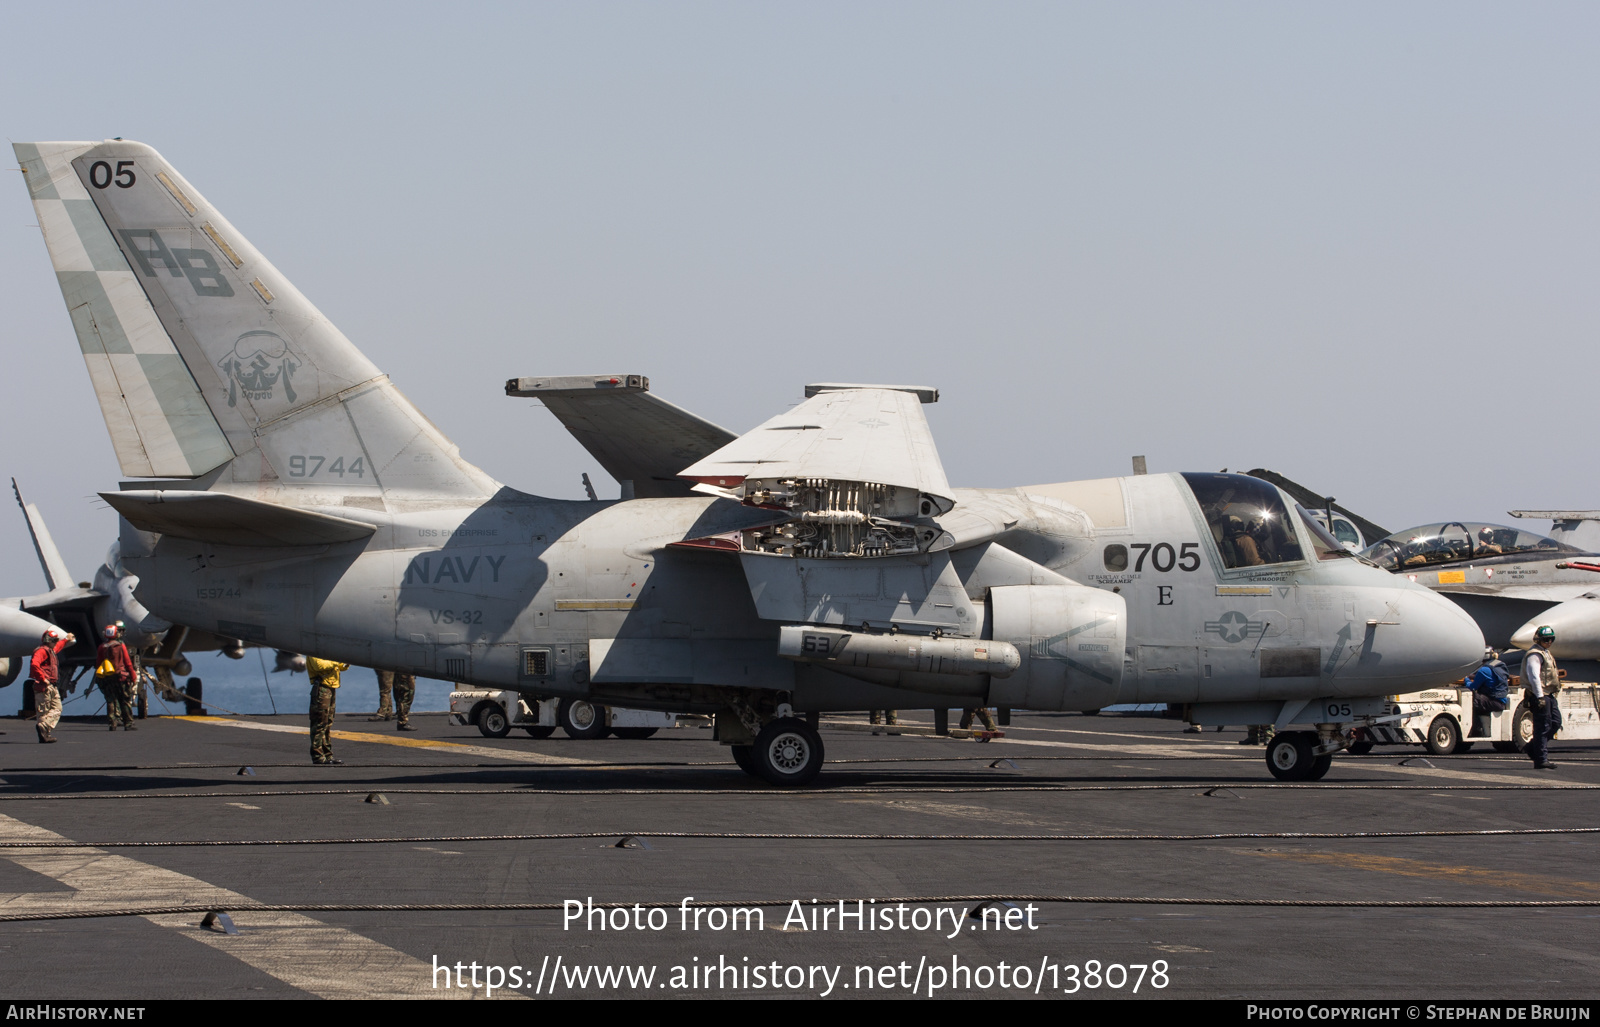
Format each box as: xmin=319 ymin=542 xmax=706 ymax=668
xmin=2 ymin=709 xmax=1598 ymax=1000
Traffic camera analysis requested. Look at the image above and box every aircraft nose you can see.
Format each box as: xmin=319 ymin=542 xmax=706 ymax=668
xmin=1348 ymin=589 xmax=1483 ymax=692
xmin=1512 ymin=596 xmax=1600 ymax=659
xmin=1404 ymin=589 xmax=1484 ymax=685
xmin=0 ymin=605 xmax=57 ymax=656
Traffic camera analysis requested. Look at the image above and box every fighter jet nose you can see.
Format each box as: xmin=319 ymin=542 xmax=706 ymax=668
xmin=0 ymin=605 xmax=59 ymax=656
xmin=1512 ymin=596 xmax=1600 ymax=659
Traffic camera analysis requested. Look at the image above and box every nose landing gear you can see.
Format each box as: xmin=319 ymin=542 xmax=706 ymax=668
xmin=1265 ymin=730 xmax=1334 ymax=781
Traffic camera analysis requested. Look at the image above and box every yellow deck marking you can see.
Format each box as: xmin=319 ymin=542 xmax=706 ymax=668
xmin=1253 ymin=850 xmax=1600 ymax=898
xmin=171 ymin=715 xmax=594 ymax=765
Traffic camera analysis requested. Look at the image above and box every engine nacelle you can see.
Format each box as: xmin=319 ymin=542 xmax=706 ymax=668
xmin=987 ymin=584 xmax=1126 ymax=712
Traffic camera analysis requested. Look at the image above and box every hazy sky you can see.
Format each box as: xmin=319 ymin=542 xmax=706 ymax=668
xmin=2 ymin=2 xmax=1597 ymax=589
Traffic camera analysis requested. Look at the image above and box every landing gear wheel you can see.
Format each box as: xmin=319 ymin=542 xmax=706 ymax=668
xmin=476 ymin=703 xmax=511 ymax=739
xmin=1307 ymin=752 xmax=1334 ymax=780
xmin=1347 ymin=740 xmax=1374 ymax=755
xmin=751 ymin=717 xmax=824 ymax=787
xmin=1266 ymin=731 xmax=1316 ymax=782
xmin=1425 ymin=715 xmax=1461 ymax=756
xmin=1511 ymin=703 xmax=1534 ymax=752
xmin=522 ymin=725 xmax=555 ymax=739
xmin=611 ymin=727 xmax=659 ymax=740
xmin=558 ymin=699 xmax=609 ymax=740
xmin=729 ymin=745 xmax=758 ymax=777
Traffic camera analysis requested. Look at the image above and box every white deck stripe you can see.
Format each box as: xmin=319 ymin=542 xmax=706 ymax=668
xmin=0 ymin=812 xmax=495 ymax=999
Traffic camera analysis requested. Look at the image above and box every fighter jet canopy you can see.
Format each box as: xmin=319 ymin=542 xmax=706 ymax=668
xmin=1361 ymin=522 xmax=1580 ymax=571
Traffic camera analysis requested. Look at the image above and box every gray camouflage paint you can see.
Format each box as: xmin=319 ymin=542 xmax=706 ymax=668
xmin=16 ymin=140 xmax=1486 ymax=722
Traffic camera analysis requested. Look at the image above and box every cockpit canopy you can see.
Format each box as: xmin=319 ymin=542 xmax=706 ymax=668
xmin=1182 ymin=472 xmax=1347 ymax=568
xmin=1360 ymin=522 xmax=1580 ymax=571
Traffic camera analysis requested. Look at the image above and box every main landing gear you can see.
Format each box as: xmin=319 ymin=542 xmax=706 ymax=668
xmin=723 ymin=706 xmax=826 ymax=787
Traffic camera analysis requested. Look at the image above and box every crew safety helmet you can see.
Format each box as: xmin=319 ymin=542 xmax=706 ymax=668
xmin=1536 ymin=625 xmax=1556 ymax=641
xmin=103 ymin=624 xmax=118 ymax=640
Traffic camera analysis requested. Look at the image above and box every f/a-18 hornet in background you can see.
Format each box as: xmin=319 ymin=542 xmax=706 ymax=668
xmin=1360 ymin=513 xmax=1600 ymax=667
xmin=1 ymin=480 xmax=305 ymax=699
xmin=1247 ymin=471 xmax=1600 ymax=672
xmin=14 ymin=139 xmax=1482 ymax=784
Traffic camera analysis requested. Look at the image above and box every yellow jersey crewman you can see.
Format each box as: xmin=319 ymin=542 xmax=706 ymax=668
xmin=306 ymin=656 xmax=350 ymax=765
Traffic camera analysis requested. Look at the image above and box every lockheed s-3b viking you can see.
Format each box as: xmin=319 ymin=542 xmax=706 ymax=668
xmin=14 ymin=139 xmax=1483 ymax=784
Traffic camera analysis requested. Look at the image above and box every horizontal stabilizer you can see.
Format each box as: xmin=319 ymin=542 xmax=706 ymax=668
xmin=680 ymin=385 xmax=951 ymax=503
xmin=102 ymin=491 xmax=375 ymax=547
xmin=11 ymin=480 xmax=75 ymax=591
xmin=506 ymin=374 xmax=736 ymax=498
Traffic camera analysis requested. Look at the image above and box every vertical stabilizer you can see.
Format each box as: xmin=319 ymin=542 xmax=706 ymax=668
xmin=11 ymin=480 xmax=75 ymax=592
xmin=1510 ymin=510 xmax=1600 ymax=553
xmin=16 ymin=142 xmax=231 ymax=478
xmin=16 ymin=140 xmax=494 ymax=499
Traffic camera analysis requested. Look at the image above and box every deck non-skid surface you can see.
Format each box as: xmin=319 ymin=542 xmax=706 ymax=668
xmin=1 ymin=711 xmax=1596 ymax=999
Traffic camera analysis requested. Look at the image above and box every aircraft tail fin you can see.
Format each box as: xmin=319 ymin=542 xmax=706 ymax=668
xmin=1510 ymin=510 xmax=1600 ymax=552
xmin=11 ymin=480 xmax=75 ymax=591
xmin=16 ymin=142 xmax=232 ymax=478
xmin=15 ymin=140 xmax=493 ymax=499
xmin=1244 ymin=468 xmax=1390 ymax=545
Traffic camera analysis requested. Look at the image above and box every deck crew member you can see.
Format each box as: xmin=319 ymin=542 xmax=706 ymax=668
xmin=306 ymin=656 xmax=351 ymax=765
xmin=959 ymin=707 xmax=999 ymax=732
xmin=369 ymin=669 xmax=396 ymax=722
xmin=392 ymin=672 xmax=416 ymax=731
xmin=29 ymin=629 xmax=74 ymax=744
xmin=94 ymin=624 xmax=138 ymax=731
xmin=1522 ymin=626 xmax=1561 ymax=770
xmin=1464 ymin=647 xmax=1510 ymax=736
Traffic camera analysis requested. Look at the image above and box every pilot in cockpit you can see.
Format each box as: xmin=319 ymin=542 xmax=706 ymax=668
xmin=1475 ymin=526 xmax=1503 ymax=556
xmin=1225 ymin=513 xmax=1265 ymax=566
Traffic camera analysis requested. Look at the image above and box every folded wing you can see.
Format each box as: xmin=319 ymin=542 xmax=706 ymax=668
xmin=507 ymin=374 xmax=736 ymax=499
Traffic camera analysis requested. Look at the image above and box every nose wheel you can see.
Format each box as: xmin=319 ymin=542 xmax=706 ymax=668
xmin=1265 ymin=731 xmax=1333 ymax=782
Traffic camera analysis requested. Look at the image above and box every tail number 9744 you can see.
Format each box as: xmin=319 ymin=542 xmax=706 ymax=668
xmin=1130 ymin=543 xmax=1201 ymax=572
xmin=288 ymin=455 xmax=365 ymax=478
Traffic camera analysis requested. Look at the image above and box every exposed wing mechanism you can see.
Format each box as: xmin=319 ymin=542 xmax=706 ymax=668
xmin=507 ymin=374 xmax=737 ymax=499
xmin=678 ymin=384 xmax=954 ymax=561
xmin=102 ymin=491 xmax=376 ymax=547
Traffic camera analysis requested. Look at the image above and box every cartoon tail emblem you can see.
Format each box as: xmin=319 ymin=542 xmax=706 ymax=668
xmin=219 ymin=331 xmax=299 ymax=407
